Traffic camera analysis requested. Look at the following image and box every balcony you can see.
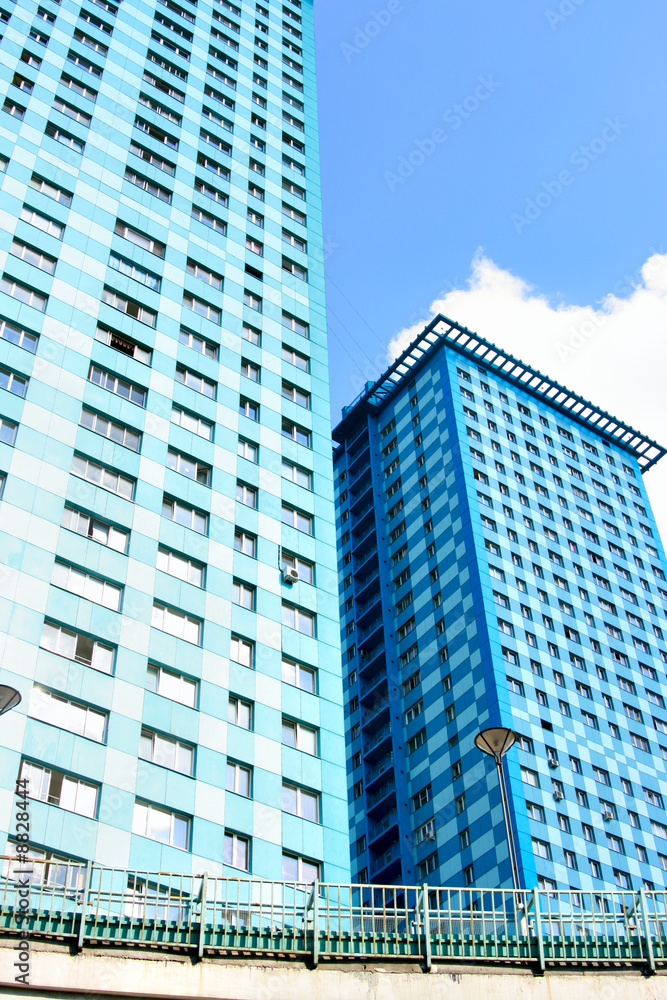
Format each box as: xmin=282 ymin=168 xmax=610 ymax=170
xmin=365 ymin=752 xmax=394 ymax=789
xmin=360 ymin=669 xmax=386 ymax=704
xmin=355 ymin=567 xmax=381 ymax=604
xmin=356 ymin=593 xmax=382 ymax=629
xmin=350 ymin=478 xmax=373 ymax=514
xmin=351 ymin=501 xmax=375 ymax=535
xmin=349 ymin=444 xmax=371 ymax=479
xmin=366 ymin=779 xmax=396 ymax=813
xmin=369 ymin=808 xmax=399 ymax=846
xmin=358 ymin=616 xmax=384 ymax=651
xmin=363 ymin=724 xmax=392 ymax=760
xmin=370 ymin=840 xmax=401 ymax=878
xmin=358 ymin=642 xmax=386 ymax=681
xmin=352 ymin=524 xmax=376 ymax=559
xmin=353 ymin=547 xmax=378 ymax=583
xmin=347 ymin=426 xmax=370 ymax=461
xmin=362 ymin=694 xmax=390 ymax=732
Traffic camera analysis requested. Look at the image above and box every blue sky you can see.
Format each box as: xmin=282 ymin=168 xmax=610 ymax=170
xmin=314 ymin=0 xmax=667 ymax=535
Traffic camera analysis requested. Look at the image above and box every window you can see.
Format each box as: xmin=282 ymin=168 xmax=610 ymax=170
xmin=114 ymin=219 xmax=165 ymax=258
xmin=521 ymin=767 xmax=539 ymax=787
xmin=226 ymin=761 xmax=252 ymax=797
xmin=132 ymin=800 xmax=189 ymax=849
xmin=40 ymin=619 xmax=114 ymax=674
xmin=532 ymin=838 xmax=551 ymax=860
xmin=139 ymin=728 xmax=193 ymax=775
xmin=175 ymin=365 xmax=216 ymax=398
xmin=233 ymin=579 xmax=255 ymax=611
xmin=183 ymin=292 xmax=221 ymax=324
xmin=167 ymin=448 xmax=211 ymax=486
xmin=234 ymin=527 xmax=257 ymax=558
xmin=282 ymin=381 xmax=310 ymax=408
xmin=282 ymin=853 xmax=319 ymax=884
xmin=20 ymin=760 xmax=98 ymax=818
xmin=88 ymin=364 xmax=146 ymax=407
xmin=171 ymin=406 xmax=213 ymax=441
xmin=281 ymin=551 xmax=314 ymax=584
xmin=282 ymin=603 xmax=315 ymax=636
xmin=52 ymin=561 xmax=121 ymax=611
xmin=282 ymin=718 xmax=317 ymax=755
xmin=282 ymin=311 xmax=309 ymax=338
xmin=526 ymin=802 xmax=545 ymax=822
xmin=282 ymin=782 xmax=318 ymax=822
xmin=282 ymin=344 xmax=309 ymax=372
xmin=161 ymin=495 xmax=208 ymax=534
xmin=228 ymin=695 xmax=252 ymax=730
xmin=108 ymin=254 xmax=160 ymax=293
xmin=186 ymin=259 xmax=222 ymax=292
xmin=62 ymin=505 xmax=128 ymax=553
xmin=124 ymin=168 xmax=171 ymax=202
xmin=79 ymin=408 xmax=141 ymax=452
xmin=282 ymin=418 xmax=310 ymax=446
xmin=613 ymin=869 xmax=631 ymax=890
xmin=29 ymin=686 xmax=107 ymax=743
xmin=146 ymin=663 xmax=197 ymax=707
xmin=156 ymin=546 xmax=204 ymax=587
xmin=282 ymin=459 xmax=311 ymax=489
xmin=221 ymin=831 xmax=251 ymax=871
xmin=0 ymin=366 xmax=28 ymax=398
xmin=282 ymin=657 xmax=316 ymax=694
xmin=151 ymin=602 xmax=201 ymax=644
xmin=282 ymin=504 xmax=312 ymax=534
xmin=0 ymin=275 xmax=47 ymax=312
xmin=233 ymin=484 xmax=257 ymax=511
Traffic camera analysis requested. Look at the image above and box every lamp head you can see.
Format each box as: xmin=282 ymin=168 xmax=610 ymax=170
xmin=0 ymin=685 xmax=21 ymax=717
xmin=475 ymin=726 xmax=516 ymax=763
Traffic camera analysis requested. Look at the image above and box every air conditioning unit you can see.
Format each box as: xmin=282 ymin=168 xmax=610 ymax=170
xmin=548 ymin=758 xmax=559 ymax=769
xmin=553 ymin=790 xmax=564 ymax=801
xmin=283 ymin=567 xmax=299 ymax=585
xmin=602 ymin=810 xmax=614 ymax=822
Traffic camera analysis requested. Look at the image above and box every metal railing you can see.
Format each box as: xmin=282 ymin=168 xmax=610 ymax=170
xmin=0 ymin=858 xmax=665 ymax=972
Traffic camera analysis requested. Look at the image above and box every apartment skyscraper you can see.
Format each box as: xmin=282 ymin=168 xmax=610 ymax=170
xmin=0 ymin=0 xmax=350 ymax=882
xmin=334 ymin=316 xmax=667 ymax=892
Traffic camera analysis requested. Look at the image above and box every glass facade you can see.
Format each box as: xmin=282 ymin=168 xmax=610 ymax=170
xmin=335 ymin=318 xmax=667 ymax=892
xmin=0 ymin=0 xmax=350 ymax=881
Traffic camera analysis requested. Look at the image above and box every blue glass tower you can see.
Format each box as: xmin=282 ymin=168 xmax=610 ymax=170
xmin=0 ymin=0 xmax=350 ymax=882
xmin=334 ymin=316 xmax=667 ymax=893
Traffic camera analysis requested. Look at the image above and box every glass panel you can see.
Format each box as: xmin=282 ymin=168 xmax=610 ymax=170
xmin=282 ymin=721 xmax=296 ymax=748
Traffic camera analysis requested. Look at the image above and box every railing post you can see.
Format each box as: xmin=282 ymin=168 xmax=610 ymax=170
xmin=638 ymin=887 xmax=655 ymax=974
xmin=533 ymin=887 xmax=545 ymax=974
xmin=422 ymin=884 xmax=432 ymax=973
xmin=76 ymin=862 xmax=93 ymax=952
xmin=197 ymin=873 xmax=208 ymax=960
xmin=311 ymin=879 xmax=320 ymax=967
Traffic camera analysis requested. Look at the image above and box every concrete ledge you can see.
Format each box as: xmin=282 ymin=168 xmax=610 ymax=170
xmin=0 ymin=940 xmax=665 ymax=1000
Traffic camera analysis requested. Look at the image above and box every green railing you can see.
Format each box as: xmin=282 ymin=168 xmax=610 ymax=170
xmin=0 ymin=857 xmax=665 ymax=972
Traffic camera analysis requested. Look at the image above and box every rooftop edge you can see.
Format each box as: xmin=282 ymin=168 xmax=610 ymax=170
xmin=333 ymin=314 xmax=666 ymax=472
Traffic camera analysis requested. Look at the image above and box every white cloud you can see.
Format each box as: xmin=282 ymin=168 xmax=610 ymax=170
xmin=388 ymin=251 xmax=667 ymax=544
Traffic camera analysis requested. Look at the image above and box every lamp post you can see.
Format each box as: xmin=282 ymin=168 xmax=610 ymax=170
xmin=475 ymin=726 xmax=521 ymax=892
xmin=0 ymin=685 xmax=21 ymax=717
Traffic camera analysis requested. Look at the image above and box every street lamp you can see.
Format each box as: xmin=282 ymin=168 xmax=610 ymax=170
xmin=475 ymin=726 xmax=521 ymax=892
xmin=0 ymin=685 xmax=21 ymax=717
